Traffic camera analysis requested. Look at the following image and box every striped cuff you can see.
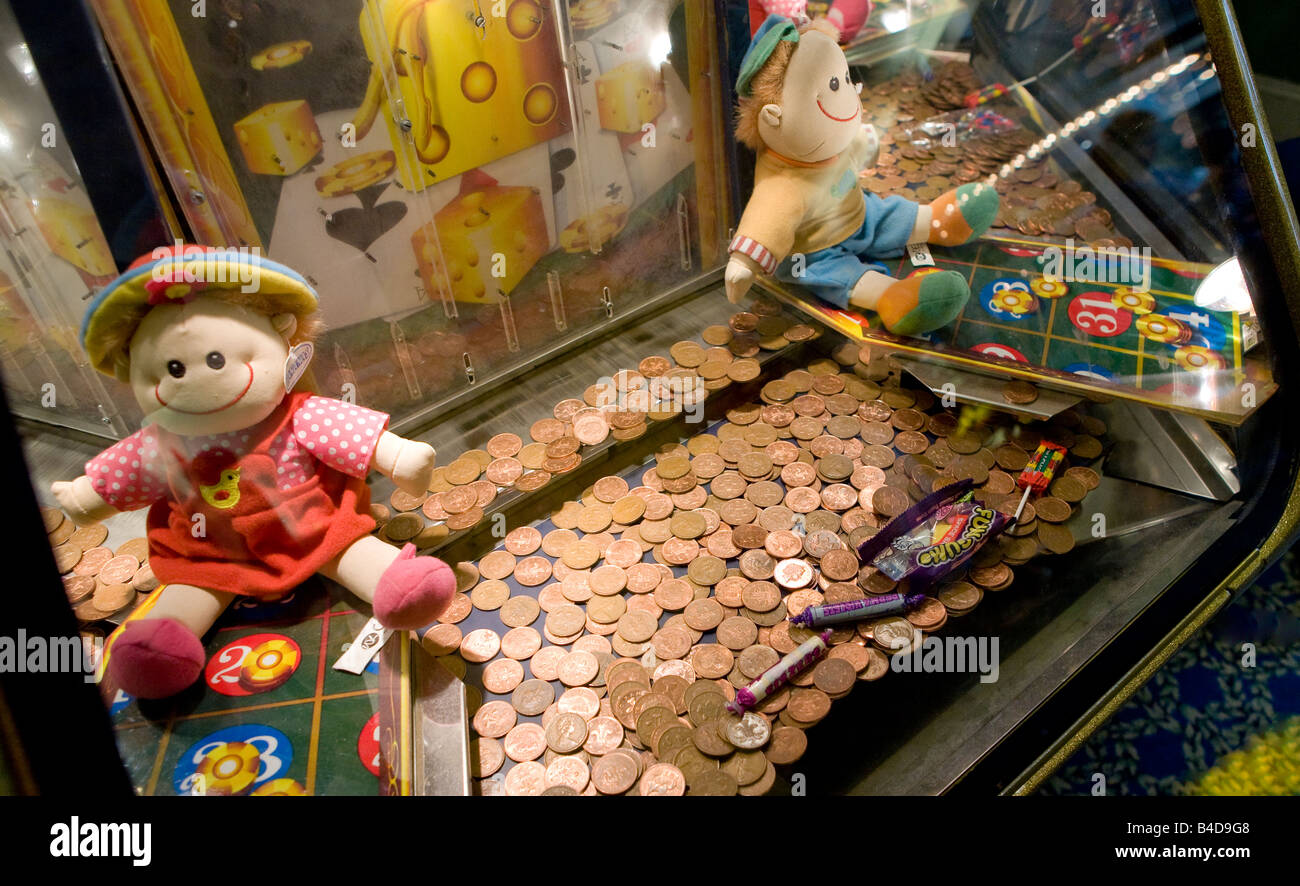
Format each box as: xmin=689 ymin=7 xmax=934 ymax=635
xmin=729 ymin=235 xmax=778 ymax=275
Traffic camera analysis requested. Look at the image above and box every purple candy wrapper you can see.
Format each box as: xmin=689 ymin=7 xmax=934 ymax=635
xmin=728 ymin=630 xmax=832 ymax=714
xmin=855 ymin=479 xmax=1013 ymax=593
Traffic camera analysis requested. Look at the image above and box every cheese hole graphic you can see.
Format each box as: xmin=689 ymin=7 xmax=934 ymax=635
xmin=507 ymin=0 xmax=544 ymax=40
xmin=523 ymin=84 xmax=558 ymax=125
xmin=461 ymin=62 xmax=497 ymax=103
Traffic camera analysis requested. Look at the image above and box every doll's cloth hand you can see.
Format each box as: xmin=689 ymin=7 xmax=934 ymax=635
xmin=725 ymin=253 xmax=761 ymax=304
xmin=51 ymin=476 xmax=119 ymax=525
xmin=374 ymin=433 xmax=436 ymax=497
xmin=854 ymin=124 xmax=880 ymax=171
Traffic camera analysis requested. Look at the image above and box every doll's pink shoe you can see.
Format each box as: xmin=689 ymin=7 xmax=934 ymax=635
xmin=827 ymin=0 xmax=872 ymax=43
xmin=107 ymin=618 xmax=206 ymax=699
xmin=373 ymin=544 xmax=456 ymax=630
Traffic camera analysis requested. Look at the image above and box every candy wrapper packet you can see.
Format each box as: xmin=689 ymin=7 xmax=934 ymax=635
xmin=856 ymin=479 xmax=1013 ymax=593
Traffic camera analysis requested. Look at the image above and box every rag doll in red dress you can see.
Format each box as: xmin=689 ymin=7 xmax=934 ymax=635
xmin=52 ymin=245 xmax=455 ymax=698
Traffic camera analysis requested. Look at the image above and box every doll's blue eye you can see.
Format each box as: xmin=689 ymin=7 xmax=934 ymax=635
xmin=167 ymin=360 xmax=186 ymax=378
xmin=829 ymin=76 xmax=840 ymax=91
xmin=206 ymin=351 xmax=226 ymax=370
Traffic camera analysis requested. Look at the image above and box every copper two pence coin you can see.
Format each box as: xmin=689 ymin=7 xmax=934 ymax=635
xmin=73 ymin=547 xmax=113 ymax=577
xmin=765 ymin=726 xmax=808 ymax=764
xmin=871 ymin=486 xmax=910 ymax=518
xmin=473 ymin=701 xmax=517 ymax=738
xmin=511 ymin=679 xmax=555 ymax=716
xmin=68 ymin=524 xmax=108 ymax=549
xmin=820 ymin=549 xmax=860 ymax=582
xmin=1034 ymin=496 xmax=1072 ymax=523
xmin=460 ymin=629 xmax=501 ymax=663
xmin=482 ymin=658 xmax=525 ymax=694
xmin=969 ymin=563 xmax=1011 ymax=588
xmin=98 ymin=555 xmax=140 ymax=586
xmin=1038 ymin=522 xmax=1076 ymax=554
xmin=486 ymin=433 xmax=523 ymax=458
xmin=812 ymin=658 xmax=856 ymax=695
xmin=52 ymin=545 xmax=82 ymax=574
xmin=1049 ymin=475 xmax=1087 ymax=503
xmin=503 ymin=527 xmax=542 ymax=555
xmin=115 ymin=537 xmax=150 ymax=561
xmin=1002 ymin=381 xmax=1039 ymax=404
xmin=63 ymin=575 xmax=96 ymax=604
xmin=530 ymin=418 xmax=565 ymax=443
xmin=91 ymin=582 xmax=134 ymax=614
xmin=421 ymin=623 xmax=463 ymax=656
xmin=786 ymin=688 xmax=832 ymax=724
xmin=592 ymin=752 xmax=638 ymax=794
xmin=1065 ymin=465 xmax=1100 ymax=490
xmin=390 ymin=488 xmax=429 ymax=512
xmin=41 ymin=507 xmax=65 ymax=534
xmin=514 ymin=556 xmax=553 ymax=587
xmin=905 ymin=597 xmax=948 ymax=631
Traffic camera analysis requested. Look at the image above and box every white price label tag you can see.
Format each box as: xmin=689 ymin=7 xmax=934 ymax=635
xmin=907 ymin=242 xmax=934 ymax=267
xmin=333 ymin=617 xmax=392 ymax=674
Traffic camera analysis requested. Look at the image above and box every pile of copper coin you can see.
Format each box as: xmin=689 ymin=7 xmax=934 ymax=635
xmin=368 ymin=303 xmax=825 ymax=547
xmin=858 ymin=61 xmax=1129 ymax=246
xmin=423 ymin=315 xmax=1107 ymax=795
xmin=42 ymin=507 xmax=157 ymax=625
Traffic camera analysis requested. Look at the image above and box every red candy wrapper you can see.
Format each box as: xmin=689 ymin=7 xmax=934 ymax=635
xmin=1013 ymin=441 xmax=1067 ymax=519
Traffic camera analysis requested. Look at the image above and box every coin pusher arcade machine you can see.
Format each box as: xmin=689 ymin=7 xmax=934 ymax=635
xmin=0 ymin=0 xmax=1298 ymax=795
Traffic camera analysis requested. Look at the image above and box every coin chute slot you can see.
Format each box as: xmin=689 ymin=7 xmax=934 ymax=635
xmin=547 ymin=270 xmax=567 ymax=332
xmin=676 ymin=193 xmax=692 ymax=271
xmin=389 ymin=320 xmax=422 ymax=399
xmin=499 ymin=292 xmax=521 ymax=353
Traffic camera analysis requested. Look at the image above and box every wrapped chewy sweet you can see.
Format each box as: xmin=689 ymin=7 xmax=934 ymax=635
xmin=856 ymin=478 xmax=1013 ymax=593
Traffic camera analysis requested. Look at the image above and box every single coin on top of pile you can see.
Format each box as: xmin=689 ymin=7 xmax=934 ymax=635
xmin=455 ymin=312 xmax=1108 ymax=796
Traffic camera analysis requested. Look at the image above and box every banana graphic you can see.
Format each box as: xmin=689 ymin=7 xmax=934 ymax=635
xmin=350 ymin=0 xmax=460 ymax=162
xmin=200 ymin=467 xmax=242 ymax=510
xmin=351 ymin=67 xmax=383 ymax=141
xmin=350 ymin=0 xmax=423 ymax=140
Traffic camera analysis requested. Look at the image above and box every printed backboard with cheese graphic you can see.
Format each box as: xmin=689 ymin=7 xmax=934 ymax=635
xmin=88 ymin=0 xmax=732 ymax=433
xmin=352 ymin=0 xmax=570 ymax=190
xmin=550 ymin=1 xmax=715 ymax=303
xmin=412 ymin=170 xmax=550 ymax=305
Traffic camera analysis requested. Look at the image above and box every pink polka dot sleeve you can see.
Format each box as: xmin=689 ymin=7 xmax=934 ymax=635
xmin=84 ymin=428 xmax=167 ymax=511
xmin=293 ymin=396 xmax=389 ymax=479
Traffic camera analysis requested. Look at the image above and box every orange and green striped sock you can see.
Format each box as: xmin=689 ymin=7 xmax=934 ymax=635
xmin=927 ymin=182 xmax=999 ymax=247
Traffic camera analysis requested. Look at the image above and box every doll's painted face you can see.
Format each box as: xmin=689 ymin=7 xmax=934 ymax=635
xmin=128 ymin=298 xmax=293 ymax=437
xmin=757 ymin=30 xmax=862 ymax=162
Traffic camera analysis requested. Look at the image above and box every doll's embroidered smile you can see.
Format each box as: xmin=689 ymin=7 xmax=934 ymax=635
xmin=155 ymin=363 xmax=255 ymax=414
xmin=817 ymin=98 xmax=858 ymax=122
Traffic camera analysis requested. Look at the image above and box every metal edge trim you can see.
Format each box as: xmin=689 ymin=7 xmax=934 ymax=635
xmin=399 ymin=631 xmax=412 ymax=795
xmin=1195 ymin=0 xmax=1300 ymax=340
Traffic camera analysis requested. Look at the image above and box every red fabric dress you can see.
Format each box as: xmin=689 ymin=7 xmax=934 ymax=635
xmin=85 ymin=392 xmax=388 ymax=597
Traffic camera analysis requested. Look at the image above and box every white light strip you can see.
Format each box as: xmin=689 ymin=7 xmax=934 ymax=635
xmin=985 ymin=52 xmax=1210 ymax=188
